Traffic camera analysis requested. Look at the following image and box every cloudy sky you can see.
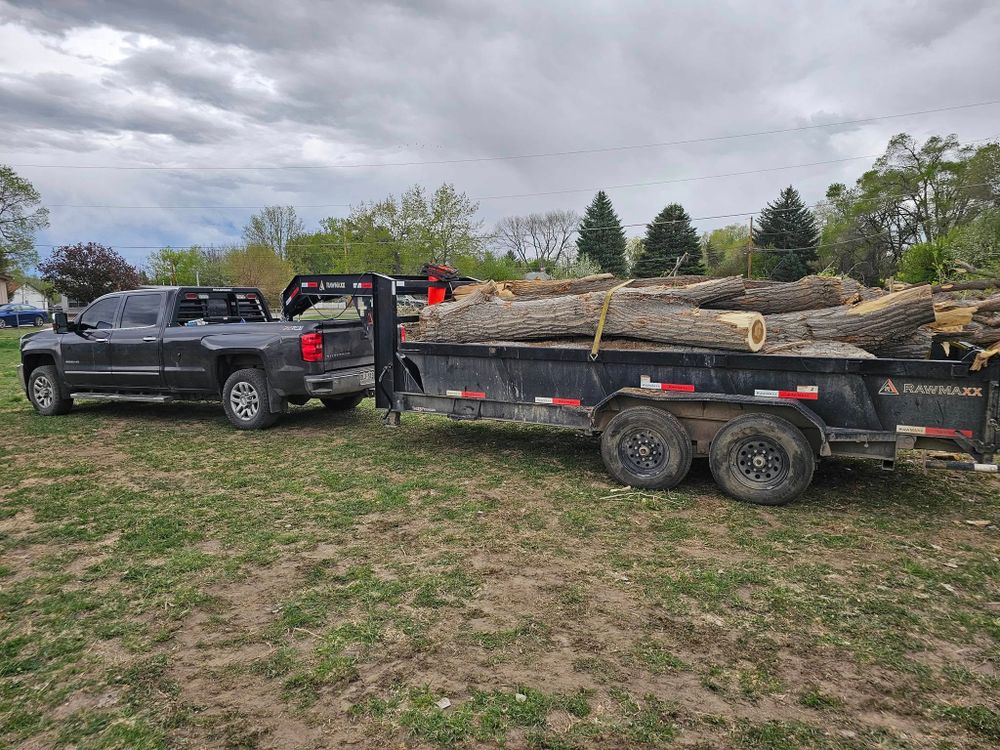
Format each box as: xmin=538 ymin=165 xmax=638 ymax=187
xmin=2 ymin=0 xmax=999 ymax=267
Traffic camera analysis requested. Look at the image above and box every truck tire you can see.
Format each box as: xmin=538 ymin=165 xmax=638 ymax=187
xmin=709 ymin=414 xmax=814 ymax=506
xmin=600 ymin=406 xmax=693 ymax=489
xmin=27 ymin=364 xmax=74 ymax=416
xmin=222 ymin=368 xmax=279 ymax=430
xmin=320 ymin=393 xmax=364 ymax=411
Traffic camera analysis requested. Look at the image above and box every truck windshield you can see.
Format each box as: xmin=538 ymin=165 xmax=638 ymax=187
xmin=173 ymin=291 xmax=271 ymax=326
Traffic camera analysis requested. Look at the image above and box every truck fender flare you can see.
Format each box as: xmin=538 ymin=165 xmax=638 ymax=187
xmin=590 ymin=388 xmax=831 ymax=456
xmin=206 ymin=339 xmax=287 ymax=414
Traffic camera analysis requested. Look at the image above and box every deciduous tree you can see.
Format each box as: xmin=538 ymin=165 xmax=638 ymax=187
xmin=39 ymin=243 xmax=141 ymax=302
xmin=242 ymin=206 xmax=304 ymax=259
xmin=0 ymin=165 xmax=49 ymax=274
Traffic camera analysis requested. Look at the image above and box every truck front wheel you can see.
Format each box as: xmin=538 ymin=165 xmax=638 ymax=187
xmin=709 ymin=414 xmax=814 ymax=506
xmin=222 ymin=368 xmax=279 ymax=430
xmin=600 ymin=406 xmax=693 ymax=489
xmin=27 ymin=365 xmax=74 ymax=416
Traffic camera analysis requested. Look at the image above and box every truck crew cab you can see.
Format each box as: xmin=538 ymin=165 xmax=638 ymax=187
xmin=18 ymin=285 xmax=374 ymax=429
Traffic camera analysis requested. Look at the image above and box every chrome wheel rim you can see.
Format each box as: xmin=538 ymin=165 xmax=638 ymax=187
xmin=34 ymin=317 xmax=43 ymax=326
xmin=0 ymin=319 xmax=6 ymax=328
xmin=230 ymin=381 xmax=260 ymax=420
xmin=33 ymin=375 xmax=54 ymax=408
xmin=620 ymin=428 xmax=667 ymax=476
xmin=732 ymin=436 xmax=788 ymax=488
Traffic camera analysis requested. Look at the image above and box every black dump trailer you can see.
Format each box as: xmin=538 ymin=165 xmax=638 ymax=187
xmin=292 ymin=273 xmax=1000 ymax=505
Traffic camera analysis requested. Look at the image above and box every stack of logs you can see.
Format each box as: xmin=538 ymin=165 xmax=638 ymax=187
xmin=410 ymin=273 xmax=1000 ymax=367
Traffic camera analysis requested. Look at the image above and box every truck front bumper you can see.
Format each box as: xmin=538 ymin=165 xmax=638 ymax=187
xmin=304 ymin=366 xmax=376 ymax=397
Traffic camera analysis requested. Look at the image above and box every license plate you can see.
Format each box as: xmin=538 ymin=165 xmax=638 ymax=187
xmin=359 ymin=369 xmax=375 ymax=386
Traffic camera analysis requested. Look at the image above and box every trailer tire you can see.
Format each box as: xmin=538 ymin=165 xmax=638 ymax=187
xmin=600 ymin=406 xmax=693 ymax=489
xmin=709 ymin=414 xmax=814 ymax=506
xmin=222 ymin=368 xmax=279 ymax=430
xmin=321 ymin=393 xmax=364 ymax=411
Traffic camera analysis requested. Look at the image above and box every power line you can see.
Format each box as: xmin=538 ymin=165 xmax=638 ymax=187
xmin=10 ymin=99 xmax=1000 ymax=172
xmin=32 ymin=179 xmax=996 ymax=251
xmin=40 ymin=134 xmax=1000 ymax=211
xmin=44 ymin=153 xmax=881 ymax=210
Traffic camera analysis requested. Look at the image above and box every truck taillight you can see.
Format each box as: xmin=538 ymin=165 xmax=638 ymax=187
xmin=398 ymin=324 xmax=406 ymax=343
xmin=300 ymin=332 xmax=324 ymax=362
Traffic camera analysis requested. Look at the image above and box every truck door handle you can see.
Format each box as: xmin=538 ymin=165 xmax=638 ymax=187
xmin=142 ymin=336 xmax=157 ymax=342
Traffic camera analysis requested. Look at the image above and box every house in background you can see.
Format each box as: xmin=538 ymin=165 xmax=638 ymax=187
xmin=6 ymin=280 xmax=50 ymax=310
xmin=0 ymin=274 xmax=9 ymax=305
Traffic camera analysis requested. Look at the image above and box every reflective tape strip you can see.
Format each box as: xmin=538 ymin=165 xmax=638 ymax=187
xmin=446 ymin=390 xmax=486 ymax=399
xmin=287 ymin=287 xmax=300 ymax=300
xmin=754 ymin=388 xmax=819 ymax=400
xmin=640 ymin=375 xmax=695 ymax=392
xmin=535 ymin=397 xmax=582 ymax=406
xmin=896 ymin=425 xmax=974 ymax=438
xmin=301 ymin=281 xmax=319 ymax=289
xmin=356 ymin=281 xmax=373 ymax=289
xmin=973 ymin=463 xmax=999 ymax=473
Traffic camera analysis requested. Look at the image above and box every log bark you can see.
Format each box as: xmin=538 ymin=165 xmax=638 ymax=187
xmin=762 ymin=340 xmax=876 ymax=359
xmin=872 ymin=326 xmax=935 ymax=359
xmin=452 ymin=274 xmax=722 ymax=300
xmin=764 ymin=285 xmax=935 ymax=349
xmin=414 ymin=283 xmax=767 ymax=352
xmin=705 ymin=276 xmax=849 ymax=313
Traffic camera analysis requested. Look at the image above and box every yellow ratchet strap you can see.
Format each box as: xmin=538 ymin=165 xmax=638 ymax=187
xmin=590 ymin=279 xmax=634 ymax=360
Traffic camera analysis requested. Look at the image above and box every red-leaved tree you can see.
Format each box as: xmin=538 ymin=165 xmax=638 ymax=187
xmin=39 ymin=242 xmax=142 ymax=303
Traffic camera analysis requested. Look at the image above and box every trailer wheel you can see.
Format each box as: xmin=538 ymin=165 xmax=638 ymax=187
xmin=709 ymin=414 xmax=814 ymax=506
xmin=600 ymin=407 xmax=693 ymax=489
xmin=321 ymin=393 xmax=364 ymax=411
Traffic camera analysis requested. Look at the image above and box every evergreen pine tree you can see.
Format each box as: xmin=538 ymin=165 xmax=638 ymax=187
xmin=576 ymin=191 xmax=628 ymax=276
xmin=752 ymin=186 xmax=819 ymax=281
xmin=633 ymin=203 xmax=703 ymax=277
xmin=701 ymin=233 xmax=723 ymax=274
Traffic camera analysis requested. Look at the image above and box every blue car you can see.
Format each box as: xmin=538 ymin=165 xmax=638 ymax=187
xmin=0 ymin=303 xmax=50 ymax=329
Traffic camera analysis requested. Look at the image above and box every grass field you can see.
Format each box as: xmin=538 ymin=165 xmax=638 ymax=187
xmin=1 ymin=324 xmax=998 ymax=749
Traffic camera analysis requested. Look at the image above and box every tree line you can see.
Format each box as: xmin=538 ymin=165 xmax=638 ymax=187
xmin=1 ymin=131 xmax=997 ymax=306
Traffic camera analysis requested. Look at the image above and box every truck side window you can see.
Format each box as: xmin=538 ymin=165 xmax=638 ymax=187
xmin=121 ymin=294 xmax=163 ymax=328
xmin=77 ymin=297 xmax=121 ymax=330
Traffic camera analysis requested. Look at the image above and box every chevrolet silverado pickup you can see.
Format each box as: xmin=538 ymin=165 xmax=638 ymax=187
xmin=18 ymin=285 xmax=374 ymax=429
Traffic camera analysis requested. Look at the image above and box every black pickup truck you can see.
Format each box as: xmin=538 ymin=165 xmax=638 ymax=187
xmin=18 ymin=285 xmax=374 ymax=429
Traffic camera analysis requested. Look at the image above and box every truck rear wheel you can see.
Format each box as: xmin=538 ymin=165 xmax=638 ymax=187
xmin=222 ymin=368 xmax=279 ymax=430
xmin=600 ymin=406 xmax=693 ymax=489
xmin=27 ymin=365 xmax=74 ymax=416
xmin=320 ymin=393 xmax=364 ymax=411
xmin=709 ymin=414 xmax=814 ymax=506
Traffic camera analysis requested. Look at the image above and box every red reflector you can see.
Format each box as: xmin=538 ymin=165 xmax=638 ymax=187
xmin=301 ymin=281 xmax=319 ymax=289
xmin=185 ymin=293 xmax=198 ymax=300
xmin=398 ymin=324 xmax=407 ymax=343
xmin=245 ymin=293 xmax=256 ymax=300
xmin=358 ymin=281 xmax=373 ymax=289
xmin=300 ymin=332 xmax=324 ymax=362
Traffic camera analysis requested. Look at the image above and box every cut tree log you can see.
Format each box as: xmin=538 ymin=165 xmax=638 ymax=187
xmin=763 ymin=340 xmax=876 ymax=359
xmin=764 ymin=285 xmax=935 ymax=349
xmin=705 ymin=275 xmax=849 ymax=313
xmin=413 ymin=282 xmax=767 ymax=352
xmin=930 ymin=300 xmax=978 ymax=332
xmin=452 ymin=274 xmax=725 ymax=301
xmin=873 ymin=326 xmax=935 ymax=359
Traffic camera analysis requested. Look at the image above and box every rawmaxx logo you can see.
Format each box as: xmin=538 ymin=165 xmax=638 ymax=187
xmin=879 ymin=378 xmax=899 ymax=396
xmin=880 ymin=378 xmax=983 ymax=397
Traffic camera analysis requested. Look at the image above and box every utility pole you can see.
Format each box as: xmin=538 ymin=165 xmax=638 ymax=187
xmin=746 ymin=216 xmax=754 ymax=278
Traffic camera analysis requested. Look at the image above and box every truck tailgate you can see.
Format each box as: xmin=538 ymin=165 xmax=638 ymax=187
xmin=319 ymin=320 xmax=374 ymax=371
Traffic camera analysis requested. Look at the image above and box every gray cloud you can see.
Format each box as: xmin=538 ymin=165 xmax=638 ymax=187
xmin=1 ymin=0 xmax=999 ymax=265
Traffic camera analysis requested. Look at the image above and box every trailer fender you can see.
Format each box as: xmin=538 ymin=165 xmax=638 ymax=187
xmin=590 ymin=388 xmax=831 ymax=457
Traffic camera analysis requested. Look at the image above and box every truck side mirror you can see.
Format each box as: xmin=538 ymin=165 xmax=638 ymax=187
xmin=52 ymin=311 xmax=70 ymax=334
